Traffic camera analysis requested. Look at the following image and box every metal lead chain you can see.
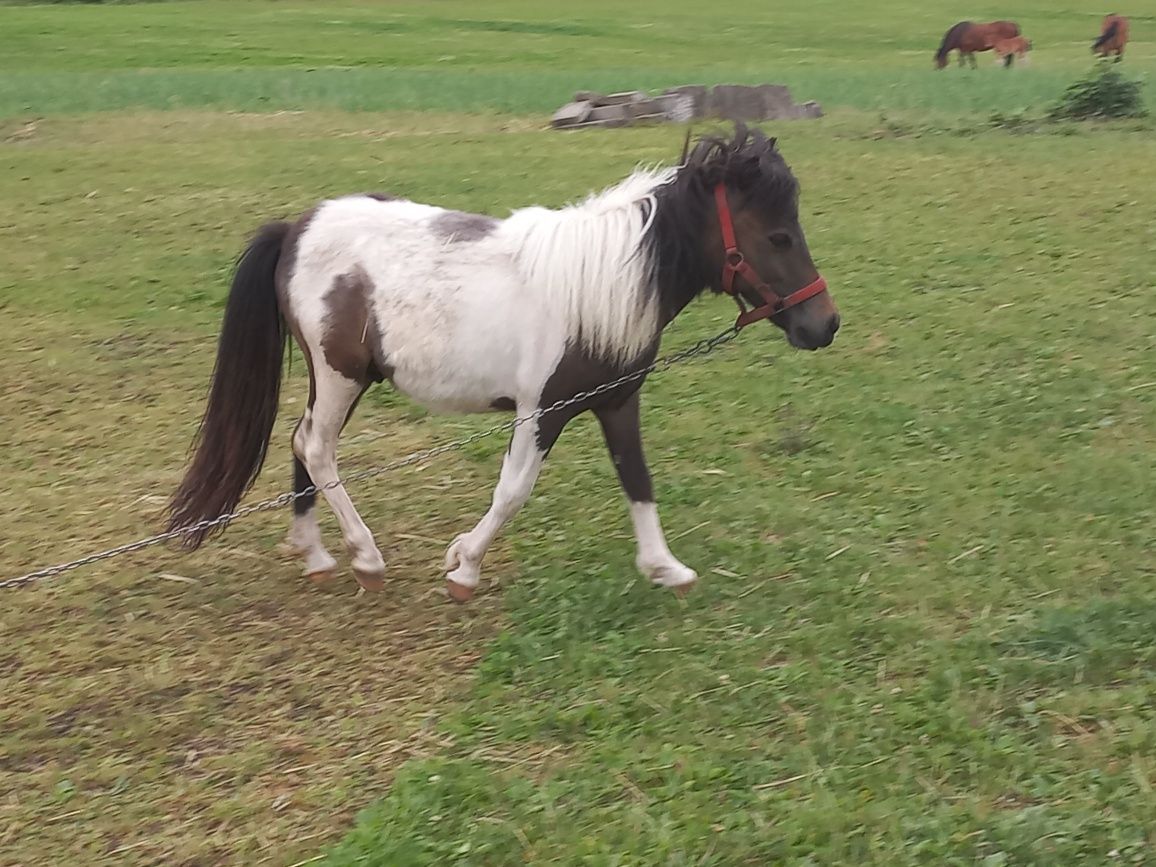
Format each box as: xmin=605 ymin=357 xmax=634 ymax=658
xmin=2 ymin=325 xmax=740 ymax=590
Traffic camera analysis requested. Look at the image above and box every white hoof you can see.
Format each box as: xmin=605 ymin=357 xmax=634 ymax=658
xmin=349 ymin=542 xmax=387 ymax=590
xmin=638 ymin=556 xmax=698 ymax=589
xmin=443 ymin=534 xmax=469 ymax=571
xmin=350 ymin=548 xmax=384 ymax=572
xmin=444 ymin=534 xmax=481 ymax=591
xmin=302 ymin=548 xmax=339 ymax=578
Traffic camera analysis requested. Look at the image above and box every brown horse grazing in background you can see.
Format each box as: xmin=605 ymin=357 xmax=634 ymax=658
xmin=935 ymin=20 xmax=1021 ymax=69
xmin=993 ymin=36 xmax=1032 ymax=67
xmin=1093 ymin=14 xmax=1129 ymax=60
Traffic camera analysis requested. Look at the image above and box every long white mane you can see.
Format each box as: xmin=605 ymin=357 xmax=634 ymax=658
xmin=502 ymin=166 xmax=677 ymax=363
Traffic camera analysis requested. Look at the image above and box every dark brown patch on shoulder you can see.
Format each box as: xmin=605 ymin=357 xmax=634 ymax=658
xmin=320 ymin=266 xmax=391 ymax=383
xmin=431 ymin=210 xmax=499 ymax=243
xmin=536 ymin=341 xmax=659 ymax=452
xmin=364 ymin=192 xmax=398 ymax=202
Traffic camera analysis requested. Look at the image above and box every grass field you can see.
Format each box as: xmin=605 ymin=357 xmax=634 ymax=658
xmin=2 ymin=1 xmax=1155 ymax=865
xmin=2 ymin=0 xmax=1155 ymax=117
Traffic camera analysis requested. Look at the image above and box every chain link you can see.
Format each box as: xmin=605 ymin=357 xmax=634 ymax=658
xmin=2 ymin=325 xmax=740 ymax=590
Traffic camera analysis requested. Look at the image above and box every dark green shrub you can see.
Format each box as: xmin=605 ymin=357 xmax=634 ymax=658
xmin=1049 ymin=64 xmax=1146 ymax=120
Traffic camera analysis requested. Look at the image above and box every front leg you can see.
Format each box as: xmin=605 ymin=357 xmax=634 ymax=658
xmin=443 ymin=414 xmax=553 ymax=601
xmin=594 ymin=392 xmax=697 ymax=593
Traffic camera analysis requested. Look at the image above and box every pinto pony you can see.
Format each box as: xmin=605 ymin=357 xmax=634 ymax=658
xmin=935 ymin=20 xmax=1021 ymax=69
xmin=993 ymin=36 xmax=1032 ymax=67
xmin=167 ymin=126 xmax=840 ymax=599
xmin=1093 ymin=14 xmax=1129 ymax=60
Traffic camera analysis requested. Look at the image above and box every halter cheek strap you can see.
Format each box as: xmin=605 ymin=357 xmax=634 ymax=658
xmin=714 ymin=184 xmax=828 ymax=329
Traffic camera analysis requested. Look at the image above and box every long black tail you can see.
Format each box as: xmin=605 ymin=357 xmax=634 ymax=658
xmin=1094 ymin=20 xmax=1119 ymax=51
xmin=167 ymin=221 xmax=290 ymax=547
xmin=936 ymin=21 xmax=971 ymax=67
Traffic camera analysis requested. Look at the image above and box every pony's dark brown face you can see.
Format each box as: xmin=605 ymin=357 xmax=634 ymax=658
xmin=657 ymin=124 xmax=841 ymax=348
xmin=726 ymin=194 xmax=840 ymax=351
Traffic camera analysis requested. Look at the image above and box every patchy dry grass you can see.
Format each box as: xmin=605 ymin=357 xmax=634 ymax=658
xmin=1 ymin=310 xmax=510 ymax=864
xmin=2 ymin=549 xmax=500 ymax=864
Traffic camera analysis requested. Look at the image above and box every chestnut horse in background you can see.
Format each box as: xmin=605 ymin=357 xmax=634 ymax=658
xmin=1093 ymin=14 xmax=1129 ymax=60
xmin=935 ymin=21 xmax=1021 ymax=69
xmin=993 ymin=36 xmax=1032 ymax=67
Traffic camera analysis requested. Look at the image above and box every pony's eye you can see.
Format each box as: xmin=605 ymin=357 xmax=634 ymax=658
xmin=769 ymin=232 xmax=792 ymax=249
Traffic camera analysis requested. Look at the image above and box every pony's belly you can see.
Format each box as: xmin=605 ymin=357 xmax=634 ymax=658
xmin=389 ymin=367 xmax=513 ymax=414
xmin=372 ymin=285 xmax=549 ymax=415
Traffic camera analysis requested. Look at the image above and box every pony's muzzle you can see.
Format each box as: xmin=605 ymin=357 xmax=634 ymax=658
xmin=790 ymin=312 xmax=840 ymax=350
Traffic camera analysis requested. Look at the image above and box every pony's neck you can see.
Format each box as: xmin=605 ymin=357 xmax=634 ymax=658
xmin=658 ymin=269 xmax=714 ymax=330
xmin=649 ymin=173 xmax=717 ymax=328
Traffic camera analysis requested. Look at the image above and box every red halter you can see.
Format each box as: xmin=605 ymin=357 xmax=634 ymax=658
xmin=714 ymin=183 xmax=828 ymax=330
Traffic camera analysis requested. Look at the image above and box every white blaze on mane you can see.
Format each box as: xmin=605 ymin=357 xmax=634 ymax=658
xmin=502 ymin=166 xmax=676 ymax=363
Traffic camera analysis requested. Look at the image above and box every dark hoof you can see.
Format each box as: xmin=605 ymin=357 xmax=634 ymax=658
xmin=306 ymin=569 xmax=339 ymax=587
xmin=446 ymin=579 xmax=475 ymax=603
xmin=353 ymin=569 xmax=386 ymax=592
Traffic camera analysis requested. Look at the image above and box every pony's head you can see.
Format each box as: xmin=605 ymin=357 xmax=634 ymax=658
xmin=668 ymin=124 xmax=839 ymax=350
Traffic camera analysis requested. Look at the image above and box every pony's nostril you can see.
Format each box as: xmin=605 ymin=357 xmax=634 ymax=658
xmin=829 ymin=314 xmax=841 ymax=335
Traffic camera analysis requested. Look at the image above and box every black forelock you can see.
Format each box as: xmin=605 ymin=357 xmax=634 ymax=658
xmin=679 ymin=122 xmax=799 ymax=210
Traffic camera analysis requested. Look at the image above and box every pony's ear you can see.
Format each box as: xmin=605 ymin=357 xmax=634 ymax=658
xmin=679 ymin=127 xmax=693 ymax=165
xmin=768 ymin=136 xmax=779 ymax=151
xmin=731 ymin=119 xmax=749 ymax=147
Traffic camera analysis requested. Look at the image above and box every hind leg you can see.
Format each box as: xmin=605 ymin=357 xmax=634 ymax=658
xmin=295 ymin=366 xmax=386 ymax=591
xmin=285 ymin=456 xmax=339 ymax=583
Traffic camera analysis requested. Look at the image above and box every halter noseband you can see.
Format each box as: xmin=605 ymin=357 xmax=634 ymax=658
xmin=714 ymin=184 xmax=828 ymax=330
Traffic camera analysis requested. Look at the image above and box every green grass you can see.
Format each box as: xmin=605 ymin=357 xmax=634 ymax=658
xmin=2 ymin=1 xmax=1156 ymax=865
xmin=321 ymin=119 xmax=1156 ymax=864
xmin=1 ymin=0 xmax=1154 ymax=116
xmin=1 ymin=65 xmax=1124 ymax=117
